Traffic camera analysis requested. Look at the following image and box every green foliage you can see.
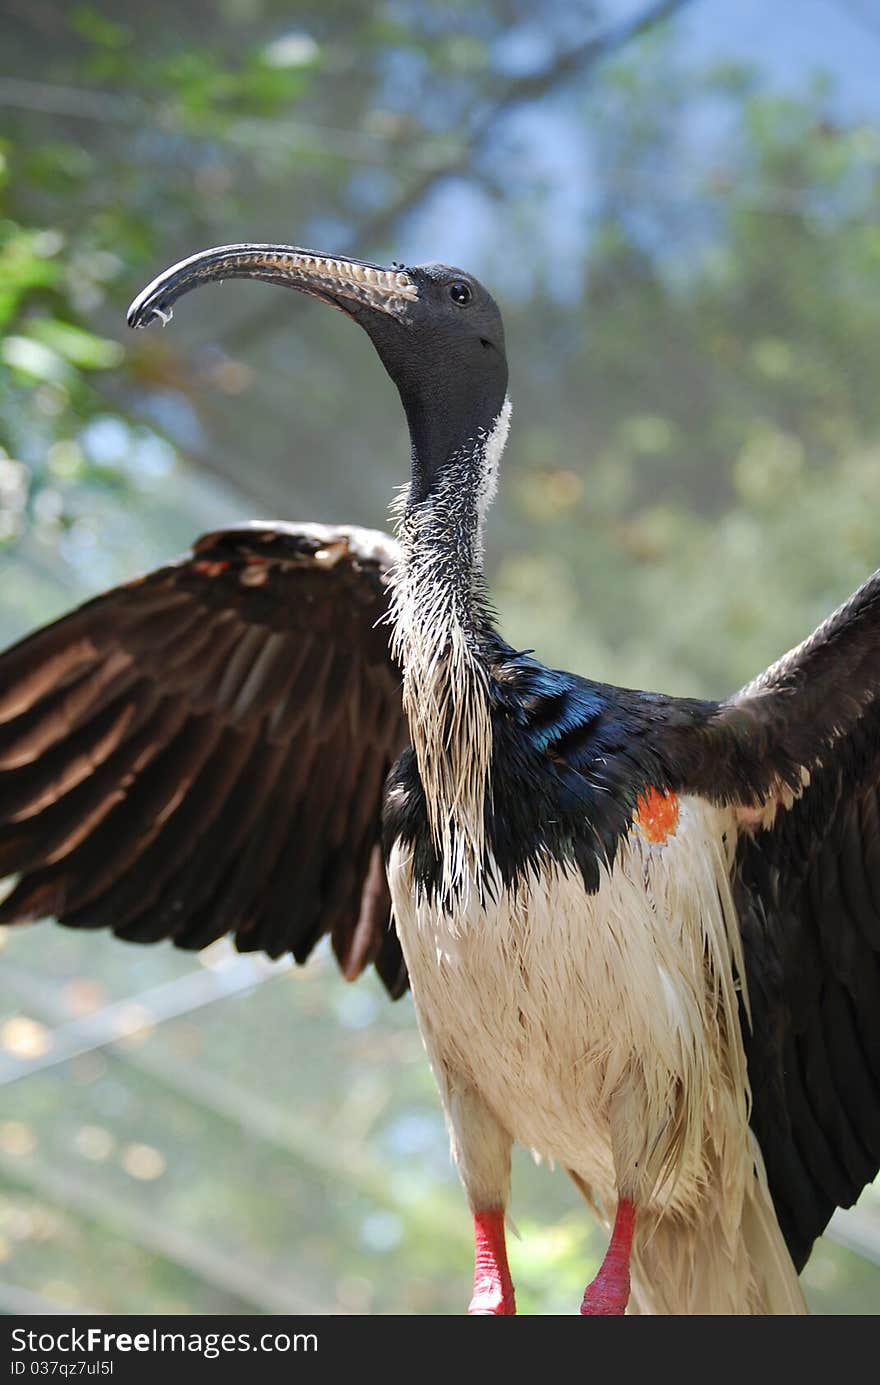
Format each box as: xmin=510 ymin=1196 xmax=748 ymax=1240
xmin=499 ymin=70 xmax=880 ymax=698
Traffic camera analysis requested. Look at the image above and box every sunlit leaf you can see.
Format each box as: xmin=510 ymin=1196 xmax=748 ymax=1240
xmin=27 ymin=318 xmax=124 ymax=371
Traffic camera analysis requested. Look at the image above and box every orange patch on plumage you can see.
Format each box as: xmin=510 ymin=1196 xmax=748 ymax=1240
xmin=634 ymin=786 xmax=679 ymax=844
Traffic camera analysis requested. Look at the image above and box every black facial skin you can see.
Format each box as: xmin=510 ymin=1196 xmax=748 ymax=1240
xmin=358 ymin=264 xmax=508 ymax=501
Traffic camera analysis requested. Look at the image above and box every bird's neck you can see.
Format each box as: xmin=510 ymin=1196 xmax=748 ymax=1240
xmin=389 ymin=397 xmax=511 ymax=896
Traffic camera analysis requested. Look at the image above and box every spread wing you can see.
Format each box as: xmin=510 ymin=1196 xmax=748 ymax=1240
xmin=0 ymin=522 xmax=409 ymax=998
xmin=689 ymin=571 xmax=880 ymax=1269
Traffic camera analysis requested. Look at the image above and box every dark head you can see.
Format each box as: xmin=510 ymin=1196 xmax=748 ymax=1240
xmin=127 ymin=244 xmax=508 ymax=503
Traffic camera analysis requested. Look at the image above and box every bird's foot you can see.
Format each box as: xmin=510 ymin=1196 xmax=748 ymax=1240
xmin=468 ymin=1209 xmax=516 ymax=1315
xmin=580 ymin=1265 xmax=630 ymax=1315
xmin=468 ymin=1290 xmax=516 ymax=1315
xmin=580 ymin=1198 xmax=635 ymax=1316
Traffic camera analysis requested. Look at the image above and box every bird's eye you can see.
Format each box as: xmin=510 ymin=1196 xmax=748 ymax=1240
xmin=449 ymin=282 xmax=472 ymax=306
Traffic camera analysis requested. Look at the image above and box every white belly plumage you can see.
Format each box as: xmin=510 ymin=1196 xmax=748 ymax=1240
xmin=388 ymin=795 xmax=750 ymax=1212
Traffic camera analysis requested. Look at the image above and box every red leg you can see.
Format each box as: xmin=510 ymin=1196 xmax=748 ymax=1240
xmin=468 ymin=1209 xmax=516 ymax=1315
xmin=580 ymin=1199 xmax=636 ymax=1315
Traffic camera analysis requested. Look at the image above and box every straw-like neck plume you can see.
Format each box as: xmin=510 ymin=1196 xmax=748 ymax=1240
xmin=389 ymin=399 xmax=512 ymax=897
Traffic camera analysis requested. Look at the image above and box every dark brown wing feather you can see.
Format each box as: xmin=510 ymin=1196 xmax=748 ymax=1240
xmin=0 ymin=522 xmax=409 ymax=997
xmin=669 ymin=570 xmax=880 ymax=1269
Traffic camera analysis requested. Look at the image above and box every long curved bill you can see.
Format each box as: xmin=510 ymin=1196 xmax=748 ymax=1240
xmin=127 ymin=243 xmax=418 ymax=329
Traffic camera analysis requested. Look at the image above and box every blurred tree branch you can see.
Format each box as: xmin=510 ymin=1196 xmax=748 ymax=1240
xmin=0 ymin=1148 xmax=321 ymax=1313
xmin=1 ymin=958 xmax=465 ymax=1247
xmin=224 ymin=0 xmax=696 ymax=352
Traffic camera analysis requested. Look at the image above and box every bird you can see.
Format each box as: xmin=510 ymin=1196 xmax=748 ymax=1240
xmin=0 ymin=241 xmax=878 ymax=1316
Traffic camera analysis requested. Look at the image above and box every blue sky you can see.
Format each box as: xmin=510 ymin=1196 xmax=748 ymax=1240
xmin=672 ymin=0 xmax=878 ymax=117
xmin=404 ymin=0 xmax=880 ymax=285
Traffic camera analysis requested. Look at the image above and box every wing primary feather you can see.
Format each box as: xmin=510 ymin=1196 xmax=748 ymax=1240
xmin=0 ymin=629 xmax=99 ymax=722
xmin=0 ymin=524 xmax=408 ymax=1000
xmin=0 ymin=651 xmax=133 ymax=770
xmin=120 ymin=734 xmax=289 ymax=948
xmin=227 ymin=738 xmax=328 ymax=956
xmin=36 ymin=706 xmax=213 ymax=916
xmin=66 ymin=722 xmax=258 ymax=936
xmin=333 ymin=841 xmax=389 ymax=980
xmin=0 ymin=684 xmax=164 ymax=882
xmin=164 ymin=736 xmax=299 ymax=952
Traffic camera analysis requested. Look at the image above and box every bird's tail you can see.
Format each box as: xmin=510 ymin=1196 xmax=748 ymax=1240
xmin=627 ymin=1173 xmax=807 ymax=1315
